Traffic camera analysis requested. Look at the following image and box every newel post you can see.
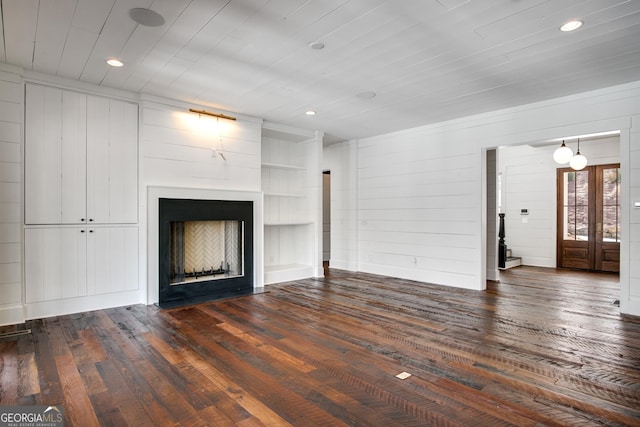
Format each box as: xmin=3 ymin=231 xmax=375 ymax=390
xmin=498 ymin=213 xmax=506 ymax=269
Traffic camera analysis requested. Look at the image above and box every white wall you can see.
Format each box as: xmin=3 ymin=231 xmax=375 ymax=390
xmin=140 ymin=98 xmax=263 ymax=193
xmin=357 ymin=126 xmax=483 ymax=289
xmin=323 ymin=141 xmax=359 ymax=271
xmin=498 ymin=137 xmax=620 ymax=267
xmin=0 ymin=67 xmax=23 ymax=324
xmin=330 ymin=80 xmax=640 ymax=316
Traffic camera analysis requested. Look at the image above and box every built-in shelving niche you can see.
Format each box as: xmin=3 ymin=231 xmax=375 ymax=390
xmin=261 ymin=123 xmax=323 ymax=284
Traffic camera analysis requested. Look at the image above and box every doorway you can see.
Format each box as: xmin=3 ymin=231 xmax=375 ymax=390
xmin=556 ymin=164 xmax=620 ymax=272
xmin=323 ymin=171 xmax=331 ymax=269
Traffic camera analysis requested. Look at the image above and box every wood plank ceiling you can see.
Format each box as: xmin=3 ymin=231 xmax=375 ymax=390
xmin=2 ymin=0 xmax=640 ymax=142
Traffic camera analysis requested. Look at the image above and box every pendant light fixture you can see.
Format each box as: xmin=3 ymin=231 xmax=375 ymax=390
xmin=553 ymin=140 xmax=573 ymax=164
xmin=569 ymin=138 xmax=588 ymax=170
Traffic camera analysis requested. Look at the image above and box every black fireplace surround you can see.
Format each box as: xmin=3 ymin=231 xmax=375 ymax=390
xmin=158 ymin=198 xmax=254 ymax=308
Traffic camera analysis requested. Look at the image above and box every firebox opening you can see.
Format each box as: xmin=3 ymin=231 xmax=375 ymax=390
xmin=170 ymin=220 xmax=244 ymax=285
xmin=158 ymin=198 xmax=254 ymax=308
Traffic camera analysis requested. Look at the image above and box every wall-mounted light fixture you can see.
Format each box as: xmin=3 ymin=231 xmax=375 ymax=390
xmin=188 ymin=108 xmax=236 ymax=121
xmin=188 ymin=108 xmax=234 ymax=161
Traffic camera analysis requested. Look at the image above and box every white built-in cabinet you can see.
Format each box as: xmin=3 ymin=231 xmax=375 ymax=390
xmin=25 ymin=84 xmax=137 ymax=225
xmin=261 ymin=124 xmax=323 ymax=284
xmin=24 ymin=83 xmax=139 ymax=307
xmin=24 ymin=226 xmax=138 ymax=303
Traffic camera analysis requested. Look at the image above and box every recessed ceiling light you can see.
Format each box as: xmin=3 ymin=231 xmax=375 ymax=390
xmin=560 ymin=20 xmax=583 ymax=32
xmin=106 ymin=58 xmax=124 ymax=67
xmin=305 ymin=110 xmax=316 ymax=116
xmin=129 ymin=8 xmax=165 ymax=27
xmin=308 ymin=41 xmax=325 ymax=50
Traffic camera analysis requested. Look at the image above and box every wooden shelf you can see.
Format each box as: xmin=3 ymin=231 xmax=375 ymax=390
xmin=264 ymin=192 xmax=305 ymax=198
xmin=261 ymin=162 xmax=305 ymax=170
xmin=264 ymin=221 xmax=313 ymax=226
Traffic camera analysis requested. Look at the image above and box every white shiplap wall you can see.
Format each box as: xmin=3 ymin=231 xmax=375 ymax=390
xmin=332 ymin=80 xmax=640 ymax=316
xmin=0 ymin=67 xmax=23 ymax=324
xmin=498 ymin=137 xmax=620 ymax=268
xmin=357 ymin=130 xmax=482 ymax=289
xmin=141 ymin=100 xmax=263 ymax=192
xmin=630 ymin=119 xmax=640 ymax=304
xmin=323 ymin=141 xmax=359 ymax=271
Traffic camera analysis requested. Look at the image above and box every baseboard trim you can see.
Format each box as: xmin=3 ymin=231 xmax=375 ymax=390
xmin=0 ymin=305 xmax=25 ymax=327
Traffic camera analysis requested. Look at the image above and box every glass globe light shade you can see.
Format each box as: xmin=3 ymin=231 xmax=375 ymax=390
xmin=553 ymin=142 xmax=573 ymax=164
xmin=570 ymin=152 xmax=588 ymax=170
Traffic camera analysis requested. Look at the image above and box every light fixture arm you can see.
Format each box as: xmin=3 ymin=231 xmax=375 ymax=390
xmin=188 ymin=108 xmax=236 ymax=121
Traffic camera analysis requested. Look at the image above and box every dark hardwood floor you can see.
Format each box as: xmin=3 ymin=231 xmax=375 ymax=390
xmin=1 ymin=266 xmax=639 ymax=426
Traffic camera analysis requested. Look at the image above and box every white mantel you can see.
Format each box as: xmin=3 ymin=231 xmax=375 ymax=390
xmin=147 ymin=186 xmax=264 ymax=304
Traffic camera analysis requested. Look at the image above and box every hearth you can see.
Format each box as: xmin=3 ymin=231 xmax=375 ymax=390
xmin=158 ymin=198 xmax=254 ymax=308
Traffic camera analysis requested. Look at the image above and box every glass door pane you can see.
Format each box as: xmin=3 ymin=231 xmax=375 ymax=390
xmin=563 ymin=170 xmax=590 ymax=241
xmin=602 ymin=168 xmax=620 ymax=242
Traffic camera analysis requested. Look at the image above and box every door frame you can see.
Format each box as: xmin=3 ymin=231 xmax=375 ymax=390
xmin=556 ymin=164 xmax=620 ymax=272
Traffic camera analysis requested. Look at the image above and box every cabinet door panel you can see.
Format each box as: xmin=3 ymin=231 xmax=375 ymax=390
xmin=25 ymin=227 xmax=86 ymax=303
xmin=87 ymin=227 xmax=138 ymax=295
xmin=25 ymin=85 xmax=88 ymax=224
xmin=25 ymin=85 xmax=63 ymax=224
xmin=108 ymin=100 xmax=138 ymax=223
xmin=60 ymin=228 xmax=87 ymax=298
xmin=61 ymin=90 xmax=87 ymax=223
xmin=86 ymin=96 xmax=110 ymax=223
xmin=87 ymin=97 xmax=138 ymax=223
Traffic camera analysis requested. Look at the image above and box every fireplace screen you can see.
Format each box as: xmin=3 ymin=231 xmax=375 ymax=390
xmin=170 ymin=220 xmax=244 ymax=285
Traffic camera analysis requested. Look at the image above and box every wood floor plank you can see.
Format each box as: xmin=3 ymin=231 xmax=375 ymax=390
xmin=0 ymin=341 xmax=18 ymax=405
xmin=17 ymin=352 xmax=40 ymax=398
xmin=55 ymin=352 xmax=100 ymax=427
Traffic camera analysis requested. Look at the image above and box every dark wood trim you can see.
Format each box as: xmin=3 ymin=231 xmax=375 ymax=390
xmin=1 ymin=267 xmax=637 ymax=425
xmin=595 ymin=164 xmax=621 ymax=272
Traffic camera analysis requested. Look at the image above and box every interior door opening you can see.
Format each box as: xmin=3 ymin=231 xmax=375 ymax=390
xmin=489 ymin=132 xmax=621 ymax=279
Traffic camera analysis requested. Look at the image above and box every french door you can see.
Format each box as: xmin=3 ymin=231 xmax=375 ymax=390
xmin=557 ymin=164 xmax=620 ymax=272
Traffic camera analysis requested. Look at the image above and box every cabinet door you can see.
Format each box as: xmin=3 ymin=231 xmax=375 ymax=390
xmin=86 ymin=227 xmax=139 ymax=295
xmin=61 ymin=91 xmax=88 ymax=223
xmin=25 ymin=85 xmax=87 ymax=224
xmin=86 ymin=96 xmax=109 ymax=223
xmin=25 ymin=85 xmax=63 ymax=224
xmin=87 ymin=97 xmax=138 ymax=224
xmin=25 ymin=227 xmax=87 ymax=303
xmin=109 ymin=99 xmax=138 ymax=223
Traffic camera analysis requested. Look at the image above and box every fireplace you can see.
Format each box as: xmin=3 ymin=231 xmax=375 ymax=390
xmin=158 ymin=198 xmax=254 ymax=308
xmin=147 ymin=187 xmax=263 ymax=307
